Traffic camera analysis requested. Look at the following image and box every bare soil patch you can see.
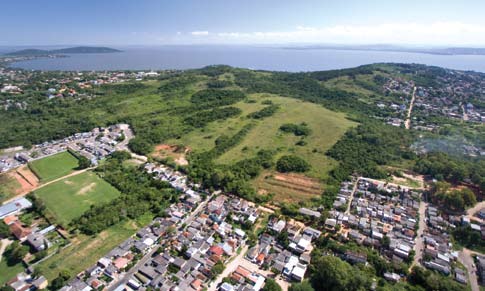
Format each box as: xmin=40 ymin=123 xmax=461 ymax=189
xmin=77 ymin=182 xmax=96 ymax=195
xmin=255 ymin=172 xmax=322 ymax=203
xmin=10 ymin=166 xmax=39 ymax=194
xmin=152 ymin=144 xmax=191 ymax=166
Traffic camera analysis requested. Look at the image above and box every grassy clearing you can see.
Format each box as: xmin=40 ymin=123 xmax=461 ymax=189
xmin=0 ymin=173 xmax=21 ymax=203
xmin=217 ymin=95 xmax=357 ymax=180
xmin=164 ymin=96 xmax=267 ymax=152
xmin=34 ymin=171 xmax=120 ymax=226
xmin=36 ymin=220 xmax=139 ymax=281
xmin=29 ymin=151 xmax=79 ymax=182
xmin=0 ymin=257 xmax=24 ymax=285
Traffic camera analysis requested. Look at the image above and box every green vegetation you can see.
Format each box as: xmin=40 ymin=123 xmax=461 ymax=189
xmin=262 ymin=278 xmax=282 ymax=291
xmin=276 ymin=155 xmax=310 ymax=173
xmin=29 ymin=151 xmax=79 ymax=182
xmin=428 ymin=182 xmax=476 ymax=212
xmin=36 ymin=220 xmax=140 ymax=281
xmin=452 ymin=226 xmax=485 ymax=253
xmin=33 ymin=171 xmax=120 ymax=226
xmin=247 ymin=104 xmax=279 ymax=119
xmin=72 ymin=152 xmax=177 ymax=234
xmin=0 ymin=174 xmax=20 ymax=203
xmin=279 ymin=123 xmax=311 ymax=136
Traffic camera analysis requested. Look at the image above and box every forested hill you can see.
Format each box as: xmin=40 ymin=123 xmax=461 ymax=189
xmin=4 ymin=46 xmax=121 ymax=56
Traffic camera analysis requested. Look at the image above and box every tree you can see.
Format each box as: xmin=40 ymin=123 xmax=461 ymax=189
xmin=0 ymin=286 xmax=15 ymax=291
xmin=289 ymin=281 xmax=315 ymax=291
xmin=51 ymin=270 xmax=71 ymax=290
xmin=5 ymin=241 xmax=28 ymax=265
xmin=310 ymin=256 xmax=371 ymax=291
xmin=263 ymin=278 xmax=282 ymax=291
xmin=0 ymin=220 xmax=10 ymax=238
xmin=276 ymin=155 xmax=310 ymax=173
xmin=210 ymin=261 xmax=225 ymax=278
xmin=76 ymin=155 xmax=91 ymax=169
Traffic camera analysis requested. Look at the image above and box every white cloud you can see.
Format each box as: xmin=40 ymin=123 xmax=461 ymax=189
xmin=191 ymin=31 xmax=209 ymax=36
xmin=190 ymin=22 xmax=485 ymax=45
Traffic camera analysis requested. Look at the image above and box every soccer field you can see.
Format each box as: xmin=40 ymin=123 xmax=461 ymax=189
xmin=34 ymin=171 xmax=120 ymax=226
xmin=29 ymin=151 xmax=79 ymax=182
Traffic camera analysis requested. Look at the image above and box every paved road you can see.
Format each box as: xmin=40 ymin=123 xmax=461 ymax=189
xmin=3 ymin=167 xmax=96 ymax=204
xmin=411 ymin=201 xmax=427 ymax=270
xmin=405 ymin=86 xmax=417 ymax=130
xmin=458 ymin=248 xmax=479 ymax=291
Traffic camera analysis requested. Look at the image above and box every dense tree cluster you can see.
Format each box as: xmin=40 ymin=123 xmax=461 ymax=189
xmin=247 ymin=104 xmax=279 ymax=119
xmin=206 ymin=80 xmax=232 ymax=88
xmin=279 ymin=123 xmax=311 ymax=136
xmin=451 ymin=226 xmax=485 ymax=252
xmin=190 ymin=89 xmax=245 ymax=106
xmin=184 ymin=107 xmax=242 ymax=127
xmin=276 ymin=155 xmax=310 ymax=173
xmin=428 ymin=182 xmax=476 ymax=212
xmin=72 ymin=152 xmax=176 ymax=234
xmin=414 ymin=152 xmax=485 ymax=191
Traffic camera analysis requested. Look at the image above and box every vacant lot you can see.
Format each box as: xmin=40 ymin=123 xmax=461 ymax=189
xmin=29 ymin=151 xmax=79 ymax=182
xmin=255 ymin=171 xmax=323 ymax=203
xmin=34 ymin=171 xmax=120 ymax=226
xmin=217 ymin=95 xmax=357 ymax=180
xmin=0 ymin=173 xmax=21 ymax=203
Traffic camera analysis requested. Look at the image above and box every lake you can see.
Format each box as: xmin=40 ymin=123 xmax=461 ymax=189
xmin=9 ymin=45 xmax=485 ymax=72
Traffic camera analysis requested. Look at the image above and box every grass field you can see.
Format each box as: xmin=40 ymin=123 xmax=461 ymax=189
xmin=216 ymin=95 xmax=357 ymax=180
xmin=0 ymin=253 xmax=25 ymax=285
xmin=34 ymin=171 xmax=120 ymax=226
xmin=29 ymin=151 xmax=79 ymax=182
xmin=0 ymin=173 xmax=21 ymax=203
xmin=36 ymin=219 xmax=145 ymax=281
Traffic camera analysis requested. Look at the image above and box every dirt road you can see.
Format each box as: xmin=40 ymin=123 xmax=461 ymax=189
xmin=405 ymin=86 xmax=417 ymax=129
xmin=458 ymin=248 xmax=479 ymax=291
xmin=411 ymin=202 xmax=427 ymax=270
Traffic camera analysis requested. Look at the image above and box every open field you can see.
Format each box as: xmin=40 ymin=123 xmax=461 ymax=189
xmin=164 ymin=97 xmax=267 ymax=153
xmin=217 ymin=95 xmax=357 ymax=180
xmin=255 ymin=171 xmax=323 ymax=203
xmin=29 ymin=151 xmax=79 ymax=182
xmin=151 ymin=144 xmax=191 ymax=166
xmin=0 ymin=173 xmax=21 ymax=203
xmin=34 ymin=171 xmax=120 ymax=226
xmin=36 ymin=219 xmax=143 ymax=281
xmin=0 ymin=256 xmax=24 ymax=285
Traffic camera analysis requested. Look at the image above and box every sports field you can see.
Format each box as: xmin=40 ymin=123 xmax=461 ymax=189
xmin=29 ymin=151 xmax=79 ymax=182
xmin=34 ymin=171 xmax=120 ymax=226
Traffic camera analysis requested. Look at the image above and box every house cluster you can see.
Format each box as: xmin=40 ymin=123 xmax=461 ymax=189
xmin=5 ymin=272 xmax=48 ymax=291
xmin=220 ymin=265 xmax=266 ymax=291
xmin=60 ymin=167 xmax=260 ymax=291
xmin=0 ymin=124 xmax=131 ymax=173
xmin=412 ymin=71 xmax=485 ymax=124
xmin=245 ymin=218 xmax=319 ymax=283
xmin=420 ymin=205 xmax=458 ymax=278
xmin=326 ymin=179 xmax=420 ymax=272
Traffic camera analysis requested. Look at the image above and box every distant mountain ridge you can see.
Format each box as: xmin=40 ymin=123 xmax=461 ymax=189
xmin=4 ymin=46 xmax=122 ymax=56
xmin=282 ymin=45 xmax=485 ymax=56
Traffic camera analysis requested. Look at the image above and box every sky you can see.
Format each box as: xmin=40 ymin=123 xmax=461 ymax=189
xmin=1 ymin=0 xmax=485 ymax=46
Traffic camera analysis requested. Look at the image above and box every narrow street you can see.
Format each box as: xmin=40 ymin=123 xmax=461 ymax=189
xmin=410 ymin=201 xmax=427 ymax=270
xmin=458 ymin=248 xmax=479 ymax=291
xmin=405 ymin=86 xmax=417 ymax=129
xmin=345 ymin=178 xmax=359 ymax=215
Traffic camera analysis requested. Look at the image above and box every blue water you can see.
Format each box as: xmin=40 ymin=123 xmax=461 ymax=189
xmin=9 ymin=45 xmax=485 ymax=72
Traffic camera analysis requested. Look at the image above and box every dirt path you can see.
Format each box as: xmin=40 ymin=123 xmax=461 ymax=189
xmin=2 ymin=167 xmax=95 ymax=204
xmin=208 ymin=245 xmax=249 ymax=291
xmin=405 ymin=86 xmax=417 ymax=130
xmin=0 ymin=238 xmax=13 ymax=262
xmin=458 ymin=248 xmax=479 ymax=291
xmin=411 ymin=201 xmax=427 ymax=270
xmin=345 ymin=178 xmax=359 ymax=215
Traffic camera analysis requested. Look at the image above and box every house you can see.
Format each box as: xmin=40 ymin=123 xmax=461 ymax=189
xmin=10 ymin=221 xmax=31 ymax=241
xmin=0 ymin=198 xmax=32 ymax=219
xmin=345 ymin=251 xmax=367 ymax=265
xmin=26 ymin=233 xmax=50 ymax=252
xmin=298 ymin=208 xmax=321 ymax=218
xmin=32 ymin=276 xmax=48 ymax=290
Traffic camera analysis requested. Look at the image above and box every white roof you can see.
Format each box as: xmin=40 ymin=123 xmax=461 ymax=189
xmin=143 ymin=238 xmax=155 ymax=246
xmin=291 ymin=264 xmax=306 ymax=279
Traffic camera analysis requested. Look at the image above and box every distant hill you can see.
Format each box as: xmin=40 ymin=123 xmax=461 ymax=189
xmin=282 ymin=45 xmax=485 ymax=55
xmin=4 ymin=46 xmax=122 ymax=56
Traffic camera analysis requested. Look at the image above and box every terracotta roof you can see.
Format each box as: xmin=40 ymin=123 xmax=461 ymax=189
xmin=3 ymin=215 xmax=18 ymax=225
xmin=209 ymin=245 xmax=224 ymax=256
xmin=10 ymin=221 xmax=31 ymax=240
